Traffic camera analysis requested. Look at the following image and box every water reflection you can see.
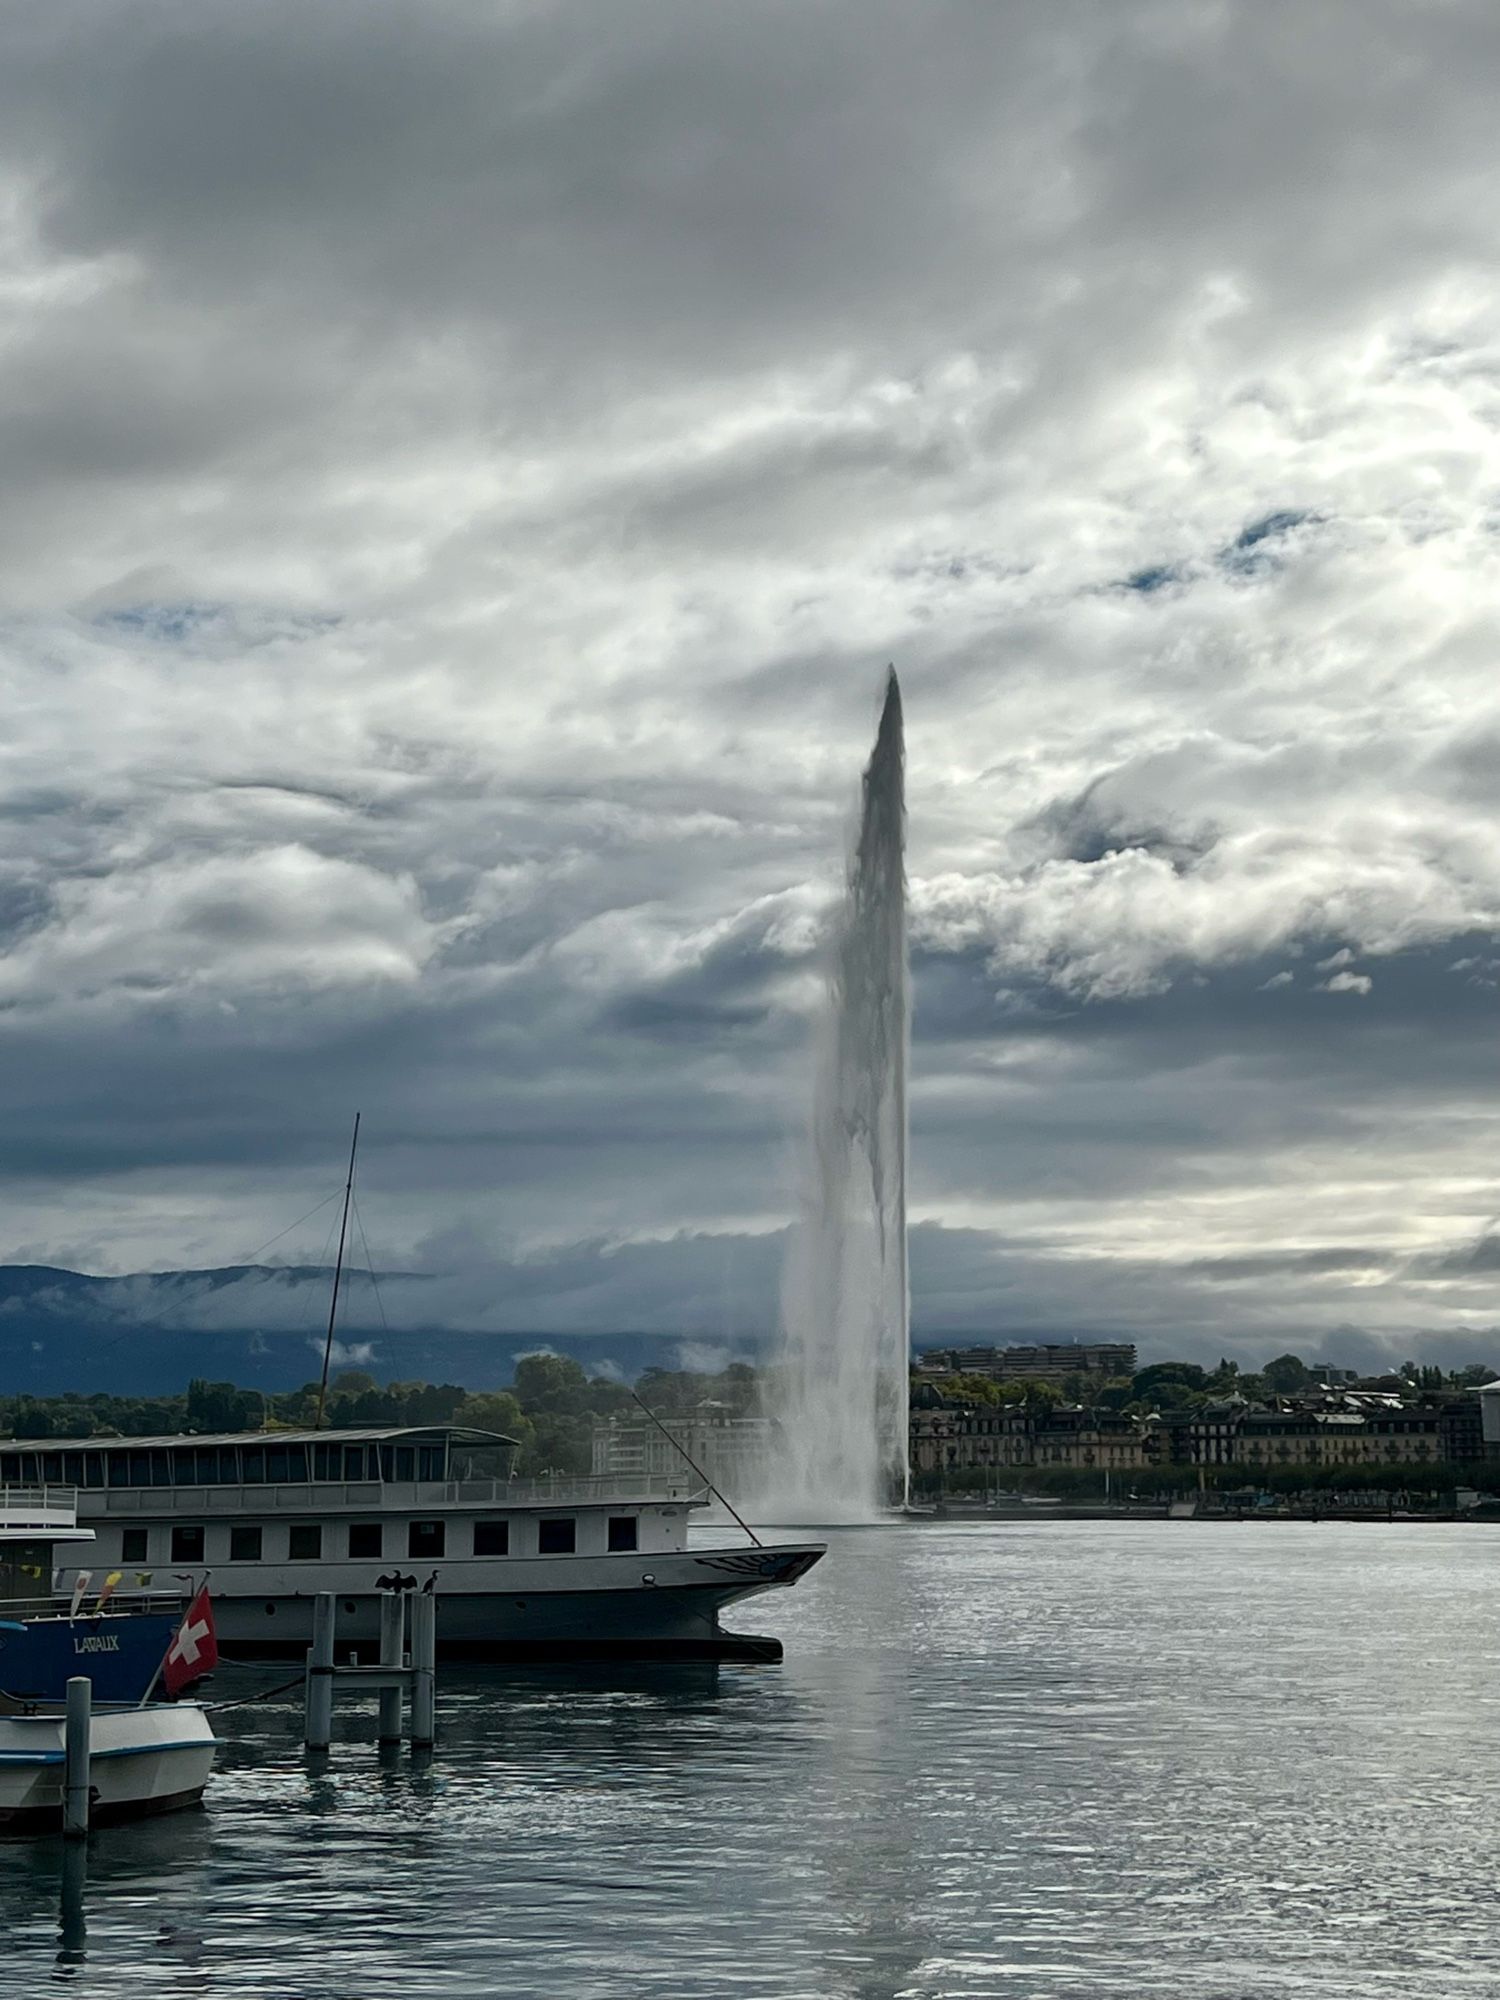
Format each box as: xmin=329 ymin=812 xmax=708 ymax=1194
xmin=57 ymin=1841 xmax=86 ymax=1967
xmin=2 ymin=1525 xmax=1499 ymax=1997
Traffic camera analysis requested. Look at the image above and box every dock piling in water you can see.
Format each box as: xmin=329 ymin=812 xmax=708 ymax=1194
xmin=305 ymin=1593 xmax=336 ymax=1750
xmin=302 ymin=1588 xmax=438 ymax=1754
xmin=377 ymin=1592 xmax=404 ymax=1744
xmin=410 ymin=1592 xmax=435 ymax=1748
xmin=62 ymin=1676 xmax=91 ymax=1840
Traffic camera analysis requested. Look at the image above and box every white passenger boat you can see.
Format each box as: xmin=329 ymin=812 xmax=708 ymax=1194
xmin=0 ymin=1700 xmax=216 ymax=1835
xmin=0 ymin=1427 xmax=824 ymax=1662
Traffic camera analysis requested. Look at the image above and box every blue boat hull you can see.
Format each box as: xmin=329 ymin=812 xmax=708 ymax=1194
xmin=0 ymin=1613 xmax=180 ymax=1703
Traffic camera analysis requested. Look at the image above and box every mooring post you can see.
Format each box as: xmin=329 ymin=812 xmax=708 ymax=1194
xmin=409 ymin=1591 xmax=435 ymax=1749
xmin=304 ymin=1593 xmax=336 ymax=1750
xmin=377 ymin=1591 xmax=404 ymax=1744
xmin=58 ymin=1837 xmax=88 ymax=1959
xmin=63 ymin=1676 xmax=91 ymax=1840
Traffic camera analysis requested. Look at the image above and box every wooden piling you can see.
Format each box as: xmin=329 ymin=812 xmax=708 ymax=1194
xmin=63 ymin=1676 xmax=91 ymax=1840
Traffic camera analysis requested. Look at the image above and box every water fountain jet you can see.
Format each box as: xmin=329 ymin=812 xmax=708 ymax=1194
xmin=759 ymin=669 xmax=909 ymax=1522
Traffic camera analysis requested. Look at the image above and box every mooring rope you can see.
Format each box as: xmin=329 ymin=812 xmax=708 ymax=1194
xmin=199 ymin=1673 xmax=305 ymax=1712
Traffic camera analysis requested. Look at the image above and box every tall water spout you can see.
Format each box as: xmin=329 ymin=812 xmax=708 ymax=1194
xmin=762 ymin=668 xmax=909 ymax=1520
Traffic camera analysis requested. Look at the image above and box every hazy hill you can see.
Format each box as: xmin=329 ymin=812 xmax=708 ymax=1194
xmin=0 ymin=1264 xmax=706 ymax=1396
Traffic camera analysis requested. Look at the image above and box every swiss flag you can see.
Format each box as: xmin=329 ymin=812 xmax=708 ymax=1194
xmin=162 ymin=1586 xmax=219 ymax=1696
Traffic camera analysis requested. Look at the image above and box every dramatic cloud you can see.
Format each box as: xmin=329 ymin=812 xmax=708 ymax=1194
xmin=1 ymin=0 xmax=1499 ymax=1376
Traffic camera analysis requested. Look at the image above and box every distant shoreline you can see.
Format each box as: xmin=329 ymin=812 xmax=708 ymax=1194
xmin=918 ymin=1501 xmax=1497 ymax=1525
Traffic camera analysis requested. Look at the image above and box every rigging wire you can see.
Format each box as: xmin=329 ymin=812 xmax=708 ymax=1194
xmin=349 ymin=1192 xmax=391 ymax=1344
xmin=295 ymin=1205 xmax=347 ymax=1356
xmin=85 ymin=1188 xmax=345 ymax=1360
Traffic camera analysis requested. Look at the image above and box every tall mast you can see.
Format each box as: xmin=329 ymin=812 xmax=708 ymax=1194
xmin=315 ymin=1113 xmax=361 ymax=1431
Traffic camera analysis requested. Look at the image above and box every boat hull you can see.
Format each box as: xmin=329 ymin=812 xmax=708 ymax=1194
xmin=211 ymin=1543 xmax=824 ymax=1662
xmin=0 ymin=1612 xmax=180 ymax=1704
xmin=0 ymin=1704 xmax=216 ymax=1836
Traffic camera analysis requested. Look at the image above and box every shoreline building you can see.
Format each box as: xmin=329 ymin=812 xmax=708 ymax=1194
xmin=591 ymin=1405 xmax=774 ymax=1504
xmin=909 ymin=1403 xmax=1158 ymax=1481
xmin=1162 ymin=1396 xmax=1454 ymax=1472
xmin=911 ymin=1386 xmax=1493 ymax=1487
xmin=915 ymin=1342 xmax=1137 ymax=1383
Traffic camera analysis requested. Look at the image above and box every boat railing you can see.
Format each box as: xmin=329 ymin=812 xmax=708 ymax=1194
xmin=0 ymin=1483 xmax=81 ymax=1531
xmin=0 ymin=1588 xmax=187 ymax=1620
xmin=487 ymin=1475 xmax=708 ymax=1507
xmin=76 ymin=1473 xmax=709 ymax=1514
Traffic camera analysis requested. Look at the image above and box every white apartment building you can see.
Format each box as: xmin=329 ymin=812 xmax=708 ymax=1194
xmin=592 ymin=1405 xmax=775 ymax=1503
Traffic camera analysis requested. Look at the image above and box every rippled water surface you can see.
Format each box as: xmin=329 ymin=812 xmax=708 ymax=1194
xmin=3 ymin=1522 xmax=1498 ymax=1998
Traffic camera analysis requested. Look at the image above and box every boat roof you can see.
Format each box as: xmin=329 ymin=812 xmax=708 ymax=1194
xmin=0 ymin=1425 xmax=520 ymax=1451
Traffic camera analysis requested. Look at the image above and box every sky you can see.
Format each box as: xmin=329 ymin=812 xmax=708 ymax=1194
xmin=3 ymin=0 xmax=1500 ymax=1377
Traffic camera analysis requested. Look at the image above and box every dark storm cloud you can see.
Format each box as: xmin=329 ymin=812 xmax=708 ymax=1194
xmin=1 ymin=2 xmax=1499 ymax=1367
xmin=1184 ymin=1249 xmax=1394 ymax=1284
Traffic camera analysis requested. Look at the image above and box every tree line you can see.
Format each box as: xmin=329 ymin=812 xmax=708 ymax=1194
xmin=0 ymin=1355 xmax=760 ymax=1480
xmin=930 ymin=1352 xmax=1499 ymax=1416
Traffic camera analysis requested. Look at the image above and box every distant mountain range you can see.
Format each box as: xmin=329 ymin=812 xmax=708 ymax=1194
xmin=0 ymin=1264 xmax=727 ymax=1397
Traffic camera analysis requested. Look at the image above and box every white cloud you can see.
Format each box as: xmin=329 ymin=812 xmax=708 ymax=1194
xmin=0 ymin=845 xmax=436 ymax=1006
xmin=311 ymin=1335 xmax=376 ymax=1369
xmin=1321 ymin=970 xmax=1374 ymax=995
xmin=0 ymin=3 xmax=1499 ymax=1359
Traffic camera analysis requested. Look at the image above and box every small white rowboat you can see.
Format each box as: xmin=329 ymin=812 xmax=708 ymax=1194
xmin=0 ymin=1700 xmax=216 ymax=1835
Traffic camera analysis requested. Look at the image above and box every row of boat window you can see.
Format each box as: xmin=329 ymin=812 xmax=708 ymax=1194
xmin=0 ymin=1443 xmax=448 ymax=1487
xmin=116 ymin=1515 xmax=642 ymax=1564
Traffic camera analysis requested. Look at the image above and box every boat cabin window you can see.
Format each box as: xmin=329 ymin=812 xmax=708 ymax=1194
xmin=121 ymin=1528 xmax=149 ymax=1563
xmin=0 ymin=1542 xmax=51 ymax=1604
xmin=0 ymin=1446 xmax=98 ymax=1486
xmin=123 ymin=1449 xmax=173 ymax=1487
xmin=172 ymin=1525 xmax=205 ymax=1564
xmin=0 ymin=1429 xmax=472 ymax=1494
xmin=607 ymin=1517 xmax=638 ymax=1553
xmin=473 ymin=1519 xmax=508 ymax=1555
xmin=348 ymin=1523 xmax=383 ymax=1558
xmin=230 ymin=1526 xmax=262 ymax=1561
xmin=288 ymin=1525 xmax=323 ymax=1561
xmin=408 ymin=1521 xmax=445 ymax=1559
xmin=538 ymin=1517 xmax=576 ymax=1555
xmin=451 ymin=1442 xmax=511 ymax=1481
xmin=179 ymin=1446 xmax=238 ymax=1485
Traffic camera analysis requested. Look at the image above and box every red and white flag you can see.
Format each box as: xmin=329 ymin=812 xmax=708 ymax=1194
xmin=162 ymin=1585 xmax=218 ymax=1696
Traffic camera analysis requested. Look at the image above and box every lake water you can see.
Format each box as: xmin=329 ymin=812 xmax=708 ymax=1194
xmin=3 ymin=1521 xmax=1498 ymax=1998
